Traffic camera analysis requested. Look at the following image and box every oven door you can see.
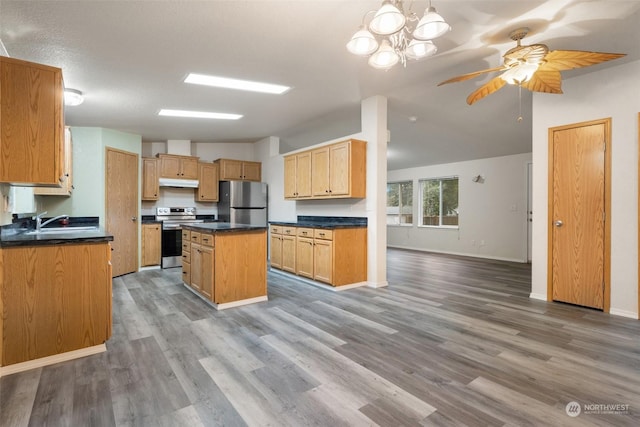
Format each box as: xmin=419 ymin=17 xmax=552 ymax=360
xmin=161 ymin=226 xmax=182 ymax=268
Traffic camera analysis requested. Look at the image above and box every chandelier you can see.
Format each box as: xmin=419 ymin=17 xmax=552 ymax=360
xmin=346 ymin=0 xmax=450 ymax=70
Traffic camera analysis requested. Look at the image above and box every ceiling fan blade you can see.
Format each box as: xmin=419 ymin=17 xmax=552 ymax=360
xmin=539 ymin=50 xmax=626 ymax=72
xmin=466 ymin=76 xmax=507 ymax=105
xmin=522 ymin=70 xmax=563 ymax=94
xmin=438 ymin=66 xmax=507 ymax=86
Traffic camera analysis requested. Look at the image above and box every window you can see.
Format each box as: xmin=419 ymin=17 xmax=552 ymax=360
xmin=387 ymin=181 xmax=413 ymax=225
xmin=419 ymin=177 xmax=458 ymax=227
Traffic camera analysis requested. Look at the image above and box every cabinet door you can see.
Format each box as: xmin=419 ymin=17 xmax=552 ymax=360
xmin=141 ymin=158 xmax=159 ymax=200
xmin=180 ymin=158 xmax=199 ymax=179
xmin=270 ymin=233 xmax=283 ymax=269
xmin=284 ymin=156 xmax=297 ymax=198
xmin=314 ymin=239 xmax=333 ymax=284
xmin=141 ymin=223 xmax=161 ymax=266
xmin=200 ymin=245 xmax=214 ymax=300
xmin=296 ymin=237 xmax=314 ymax=278
xmin=282 ymin=234 xmax=297 ymax=273
xmin=296 ymin=152 xmax=312 ymax=198
xmin=311 ymin=147 xmax=330 ymax=196
xmin=197 ymin=163 xmax=219 ymax=202
xmin=329 ymin=141 xmax=350 ymax=196
xmin=0 ymin=57 xmax=64 ymax=185
xmin=159 ymin=155 xmax=181 ymax=178
xmin=182 ymin=261 xmax=191 ymax=286
xmin=242 ymin=161 xmax=262 ymax=181
xmin=33 ymin=127 xmax=73 ymax=196
xmin=219 ymin=159 xmax=243 ymax=180
xmin=190 ymin=243 xmax=203 ymax=291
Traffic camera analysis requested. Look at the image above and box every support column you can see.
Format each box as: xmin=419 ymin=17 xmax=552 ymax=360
xmin=361 ymin=96 xmax=388 ymax=288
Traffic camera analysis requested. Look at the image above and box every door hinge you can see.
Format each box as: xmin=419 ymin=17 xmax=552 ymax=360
xmin=603 ymin=211 xmax=606 ymax=222
xmin=602 ymin=281 xmax=605 ymax=292
xmin=603 ymin=141 xmax=606 ymax=152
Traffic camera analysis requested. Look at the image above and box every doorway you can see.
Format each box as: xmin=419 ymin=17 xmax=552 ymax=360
xmin=547 ymin=118 xmax=611 ymax=311
xmin=106 ymin=147 xmax=139 ymax=277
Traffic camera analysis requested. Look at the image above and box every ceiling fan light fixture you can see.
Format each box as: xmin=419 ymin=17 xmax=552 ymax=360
xmin=368 ymin=40 xmax=400 ymax=70
xmin=346 ymin=27 xmax=379 ymax=56
xmin=501 ymin=62 xmax=539 ymax=85
xmin=369 ymin=2 xmax=406 ymax=35
xmin=413 ymin=7 xmax=450 ymax=40
xmin=405 ymin=39 xmax=437 ymax=60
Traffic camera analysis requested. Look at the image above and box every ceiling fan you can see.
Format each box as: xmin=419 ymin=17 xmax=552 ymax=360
xmin=438 ymin=27 xmax=626 ymax=105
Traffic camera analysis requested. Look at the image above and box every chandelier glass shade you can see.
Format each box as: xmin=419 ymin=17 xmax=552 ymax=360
xmin=347 ymin=0 xmax=449 ymax=70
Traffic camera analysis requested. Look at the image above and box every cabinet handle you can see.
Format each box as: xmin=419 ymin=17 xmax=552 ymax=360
xmin=319 ymin=233 xmax=325 ymax=236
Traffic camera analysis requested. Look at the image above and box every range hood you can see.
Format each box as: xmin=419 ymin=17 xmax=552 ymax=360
xmin=158 ymin=177 xmax=199 ymax=188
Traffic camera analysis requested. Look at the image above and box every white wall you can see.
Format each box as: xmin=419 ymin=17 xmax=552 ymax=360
xmin=387 ymin=153 xmax=532 ymax=262
xmin=531 ymin=59 xmax=640 ymax=318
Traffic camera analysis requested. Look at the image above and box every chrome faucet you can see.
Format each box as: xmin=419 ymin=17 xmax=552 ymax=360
xmin=33 ymin=212 xmax=70 ymax=231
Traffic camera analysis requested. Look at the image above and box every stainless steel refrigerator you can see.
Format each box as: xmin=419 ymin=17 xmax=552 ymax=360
xmin=218 ymin=181 xmax=268 ymax=226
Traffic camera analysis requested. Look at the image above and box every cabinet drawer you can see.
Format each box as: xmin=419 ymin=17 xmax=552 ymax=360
xmin=182 ymin=262 xmax=191 ymax=285
xmin=190 ymin=232 xmax=201 ymax=244
xmin=182 ymin=241 xmax=190 ymax=252
xmin=297 ymin=227 xmax=313 ymax=237
xmin=201 ymin=233 xmax=214 ymax=247
xmin=182 ymin=229 xmax=191 ymax=240
xmin=270 ymin=225 xmax=282 ymax=235
xmin=314 ymin=229 xmax=333 ymax=240
xmin=182 ymin=250 xmax=191 ymax=264
xmin=283 ymin=227 xmax=296 ymax=236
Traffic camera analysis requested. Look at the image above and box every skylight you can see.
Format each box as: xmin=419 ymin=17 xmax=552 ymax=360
xmin=158 ymin=109 xmax=242 ymax=120
xmin=184 ymin=73 xmax=291 ymax=95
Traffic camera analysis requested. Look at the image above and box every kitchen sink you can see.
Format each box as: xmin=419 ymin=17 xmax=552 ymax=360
xmin=26 ymin=226 xmax=99 ymax=235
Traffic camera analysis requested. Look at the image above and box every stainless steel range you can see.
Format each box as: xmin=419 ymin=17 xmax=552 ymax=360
xmin=156 ymin=207 xmax=203 ymax=268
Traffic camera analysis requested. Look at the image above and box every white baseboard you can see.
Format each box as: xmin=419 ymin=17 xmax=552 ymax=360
xmin=529 ymin=292 xmax=548 ymax=301
xmin=387 ymin=245 xmax=527 ymax=263
xmin=367 ymin=280 xmax=388 ymax=288
xmin=609 ymin=308 xmax=639 ymax=319
xmin=0 ymin=344 xmax=106 ymax=378
xmin=139 ymin=265 xmax=161 ymax=271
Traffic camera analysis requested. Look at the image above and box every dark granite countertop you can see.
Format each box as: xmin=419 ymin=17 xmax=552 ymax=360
xmin=182 ymin=223 xmax=267 ymax=233
xmin=269 ymin=216 xmax=367 ymax=229
xmin=0 ymin=227 xmax=113 ymax=247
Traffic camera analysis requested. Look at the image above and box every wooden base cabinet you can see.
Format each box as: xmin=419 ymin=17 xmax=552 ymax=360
xmin=272 ymin=225 xmax=367 ymax=287
xmin=0 ymin=242 xmax=112 ymax=367
xmin=141 ymin=223 xmax=161 ymax=266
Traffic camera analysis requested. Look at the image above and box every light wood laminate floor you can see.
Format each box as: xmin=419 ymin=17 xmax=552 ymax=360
xmin=1 ymin=248 xmax=639 ymax=426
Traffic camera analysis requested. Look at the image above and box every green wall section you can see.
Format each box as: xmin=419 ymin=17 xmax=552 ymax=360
xmin=38 ymin=127 xmax=142 ymax=226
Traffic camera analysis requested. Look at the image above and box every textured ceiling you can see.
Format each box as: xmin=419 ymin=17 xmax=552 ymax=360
xmin=1 ymin=0 xmax=638 ymax=170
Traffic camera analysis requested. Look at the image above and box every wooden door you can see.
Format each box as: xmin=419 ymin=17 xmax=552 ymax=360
xmin=220 ymin=159 xmax=243 ymax=180
xmin=141 ymin=158 xmax=158 ymax=200
xmin=296 ymin=237 xmax=314 ymax=278
xmin=159 ymin=155 xmax=181 ymax=178
xmin=106 ymin=148 xmax=139 ymax=277
xmin=549 ymin=119 xmax=610 ymax=310
xmin=282 ymin=234 xmax=297 ymax=273
xmin=314 ymin=239 xmax=333 ymax=284
xmin=311 ymin=147 xmax=330 ymax=196
xmin=329 ymin=142 xmax=350 ymax=196
xmin=270 ymin=233 xmax=282 ymax=269
xmin=296 ymin=152 xmax=312 ymax=198
xmin=180 ymin=158 xmax=199 ymax=179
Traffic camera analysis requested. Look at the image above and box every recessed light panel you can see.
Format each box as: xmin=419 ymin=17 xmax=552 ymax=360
xmin=158 ymin=109 xmax=242 ymax=120
xmin=184 ymin=73 xmax=290 ymax=95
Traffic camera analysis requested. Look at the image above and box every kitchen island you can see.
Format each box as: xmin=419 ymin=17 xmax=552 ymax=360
xmin=181 ymin=223 xmax=267 ymax=310
xmin=0 ymin=223 xmax=113 ymax=376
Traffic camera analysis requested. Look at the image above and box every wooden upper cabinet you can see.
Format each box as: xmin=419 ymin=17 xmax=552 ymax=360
xmin=286 ymin=139 xmax=366 ymax=200
xmin=0 ymin=56 xmax=64 ymax=185
xmin=33 ymin=126 xmax=73 ymax=196
xmin=157 ymin=153 xmax=199 ymax=179
xmin=216 ymin=158 xmax=262 ymax=181
xmin=141 ymin=158 xmax=159 ymax=201
xmin=284 ymin=152 xmax=312 ymax=199
xmin=197 ymin=162 xmax=219 ymax=202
